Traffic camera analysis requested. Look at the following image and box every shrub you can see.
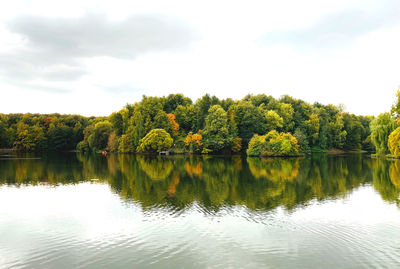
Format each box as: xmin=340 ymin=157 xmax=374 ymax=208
xmin=118 ymin=133 xmax=135 ymax=153
xmin=137 ymin=129 xmax=173 ymax=153
xmin=246 ymin=131 xmax=300 ymax=156
xmin=76 ymin=140 xmax=90 ymax=152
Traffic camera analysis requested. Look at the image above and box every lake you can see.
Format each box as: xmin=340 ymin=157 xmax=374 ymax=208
xmin=0 ymin=153 xmax=400 ymax=268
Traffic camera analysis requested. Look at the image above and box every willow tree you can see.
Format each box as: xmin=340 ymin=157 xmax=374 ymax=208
xmin=370 ymin=113 xmax=397 ymax=155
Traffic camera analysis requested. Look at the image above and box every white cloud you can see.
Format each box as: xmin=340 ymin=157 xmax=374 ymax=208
xmin=1 ymin=0 xmax=399 ymax=116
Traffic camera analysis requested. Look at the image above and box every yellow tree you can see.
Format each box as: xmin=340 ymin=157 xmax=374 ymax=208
xmin=167 ymin=113 xmax=179 ymax=136
xmin=184 ymin=131 xmax=203 ymax=152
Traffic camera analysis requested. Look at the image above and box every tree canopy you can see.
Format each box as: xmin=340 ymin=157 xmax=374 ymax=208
xmin=370 ymin=113 xmax=397 ymax=155
xmin=137 ymin=129 xmax=173 ymax=153
xmin=0 ymin=92 xmax=379 ymax=155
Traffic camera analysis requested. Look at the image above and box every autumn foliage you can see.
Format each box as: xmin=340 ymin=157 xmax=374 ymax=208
xmin=184 ymin=131 xmax=203 ymax=152
xmin=167 ymin=113 xmax=179 ymax=136
xmin=388 ymin=127 xmax=400 ymax=157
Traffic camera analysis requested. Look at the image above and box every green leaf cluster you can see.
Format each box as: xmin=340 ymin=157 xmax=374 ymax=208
xmin=370 ymin=113 xmax=397 ymax=155
xmin=247 ymin=130 xmax=300 ymax=156
xmin=137 ymin=129 xmax=173 ymax=153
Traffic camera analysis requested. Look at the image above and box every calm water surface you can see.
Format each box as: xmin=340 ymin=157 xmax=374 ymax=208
xmin=0 ymin=153 xmax=400 ymax=268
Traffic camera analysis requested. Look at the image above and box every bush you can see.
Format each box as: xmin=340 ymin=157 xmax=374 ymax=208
xmin=118 ymin=133 xmax=135 ymax=153
xmin=246 ymin=134 xmax=265 ymax=156
xmin=246 ymin=130 xmax=300 ymax=156
xmin=76 ymin=140 xmax=90 ymax=152
xmin=137 ymin=129 xmax=173 ymax=153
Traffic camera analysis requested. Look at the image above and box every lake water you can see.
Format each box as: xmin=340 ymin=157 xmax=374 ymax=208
xmin=0 ymin=153 xmax=400 ymax=268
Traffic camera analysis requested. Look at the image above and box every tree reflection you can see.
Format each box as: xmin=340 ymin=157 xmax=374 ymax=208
xmin=2 ymin=153 xmax=399 ymax=211
xmin=372 ymin=159 xmax=400 ymax=206
xmin=389 ymin=161 xmax=400 ymax=188
xmin=137 ymin=155 xmax=173 ymax=180
xmin=247 ymin=157 xmax=300 ymax=181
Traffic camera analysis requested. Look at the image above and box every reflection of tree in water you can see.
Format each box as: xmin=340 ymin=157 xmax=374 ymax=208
xmin=0 ymin=152 xmax=86 ymax=185
xmin=372 ymin=159 xmax=400 ymax=206
xmin=137 ymin=155 xmax=173 ymax=180
xmin=5 ymin=153 xmax=400 ymax=211
xmin=247 ymin=157 xmax=300 ymax=181
xmin=184 ymin=159 xmax=203 ymax=179
xmin=168 ymin=172 xmax=180 ymax=196
xmin=201 ymin=157 xmax=241 ymax=206
xmin=390 ymin=161 xmax=400 ymax=188
xmin=111 ymin=154 xmax=172 ymax=207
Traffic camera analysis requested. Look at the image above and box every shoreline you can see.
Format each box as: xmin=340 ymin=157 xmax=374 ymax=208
xmin=0 ymin=148 xmax=371 ymax=158
xmin=371 ymin=154 xmax=400 ymax=159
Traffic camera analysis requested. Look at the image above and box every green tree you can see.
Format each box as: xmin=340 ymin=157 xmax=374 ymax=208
xmin=109 ymin=112 xmax=124 ymax=136
xmin=391 ymin=87 xmax=400 ymax=121
xmin=47 ymin=124 xmax=73 ymax=150
xmin=175 ymin=104 xmax=195 ymax=132
xmin=244 ymin=94 xmax=275 ymax=107
xmin=131 ymin=111 xmax=146 ymax=150
xmin=164 ymin=94 xmax=192 ymax=113
xmin=294 ymin=128 xmax=310 ymax=153
xmin=118 ymin=133 xmax=135 ymax=152
xmin=264 ymin=110 xmax=283 ymax=131
xmin=305 ymin=113 xmax=320 ymax=146
xmin=247 ymin=131 xmax=300 ymax=156
xmin=342 ymin=113 xmax=364 ymax=150
xmin=153 ymin=110 xmax=172 ymax=134
xmin=370 ymin=113 xmax=397 ymax=155
xmin=87 ymin=121 xmax=113 ymax=151
xmin=328 ymin=113 xmax=347 ymax=149
xmin=202 ymin=105 xmax=232 ymax=152
xmin=13 ymin=122 xmax=45 ymax=151
xmin=231 ymin=101 xmax=266 ymax=147
xmin=107 ymin=131 xmax=119 ymax=152
xmin=280 ymin=95 xmax=312 ymax=131
xmin=194 ymin=94 xmax=220 ymax=130
xmin=0 ymin=117 xmax=9 ymax=147
xmin=276 ymin=103 xmax=295 ymax=132
xmin=246 ymin=134 xmax=265 ymax=156
xmin=137 ymin=129 xmax=173 ymax=153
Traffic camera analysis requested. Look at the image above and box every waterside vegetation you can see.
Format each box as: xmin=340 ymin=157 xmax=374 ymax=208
xmin=0 ymin=93 xmax=377 ymax=156
xmin=370 ymin=88 xmax=400 ymax=158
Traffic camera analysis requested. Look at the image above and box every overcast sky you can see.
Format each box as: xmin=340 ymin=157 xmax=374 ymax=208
xmin=0 ymin=0 xmax=399 ymax=116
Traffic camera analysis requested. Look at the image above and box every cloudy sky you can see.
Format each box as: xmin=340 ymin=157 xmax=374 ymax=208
xmin=0 ymin=0 xmax=399 ymax=116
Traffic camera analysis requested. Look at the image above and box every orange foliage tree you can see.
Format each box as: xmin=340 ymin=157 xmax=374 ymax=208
xmin=184 ymin=131 xmax=203 ymax=152
xmin=167 ymin=113 xmax=179 ymax=136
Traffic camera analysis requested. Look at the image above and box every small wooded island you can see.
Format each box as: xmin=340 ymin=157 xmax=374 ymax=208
xmin=1 ymin=90 xmax=400 ymax=157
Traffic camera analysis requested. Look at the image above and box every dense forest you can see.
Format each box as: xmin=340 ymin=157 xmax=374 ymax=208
xmin=0 ymin=93 xmax=377 ymax=155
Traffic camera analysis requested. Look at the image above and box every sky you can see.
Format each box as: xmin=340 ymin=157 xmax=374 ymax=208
xmin=0 ymin=0 xmax=399 ymax=116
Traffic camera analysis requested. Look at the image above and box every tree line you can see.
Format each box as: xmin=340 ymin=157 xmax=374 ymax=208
xmin=0 ymin=113 xmax=92 ymax=151
xmin=0 ymin=93 xmax=374 ymax=154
